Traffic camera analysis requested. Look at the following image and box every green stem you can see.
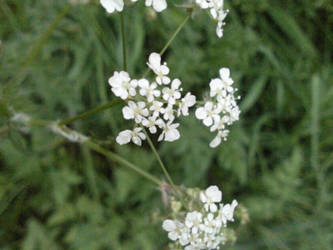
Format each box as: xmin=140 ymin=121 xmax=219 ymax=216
xmin=142 ymin=127 xmax=176 ymax=189
xmin=120 ymin=11 xmax=127 ymax=71
xmin=143 ymin=14 xmax=190 ymax=77
xmin=84 ymin=140 xmax=162 ymax=186
xmin=58 ymin=99 xmax=122 ymax=126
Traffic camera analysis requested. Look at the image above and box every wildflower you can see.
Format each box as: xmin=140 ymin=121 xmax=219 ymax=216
xmin=147 ymin=52 xmax=170 ymax=85
xmin=116 ymin=127 xmax=146 ymax=146
xmin=195 ymin=68 xmax=240 ymax=147
xmin=158 ymin=120 xmax=180 ymax=142
xmin=200 ymin=185 xmax=222 ymax=212
xmin=109 ymin=71 xmax=136 ymax=100
xmin=195 ymin=101 xmax=221 ymax=127
xmin=145 ymin=0 xmax=167 ymax=12
xmin=142 ymin=115 xmax=160 ymax=134
xmin=110 ymin=52 xmax=197 ymax=146
xmin=218 ymin=200 xmax=238 ymax=226
xmin=138 ymin=79 xmax=161 ymax=102
xmin=195 ymin=0 xmax=229 ymax=38
xmin=122 ymin=101 xmax=149 ymax=123
xmin=178 ymin=93 xmax=196 ymax=116
xmin=162 ymin=78 xmax=182 ymax=105
xmin=162 ymin=185 xmax=238 ymax=249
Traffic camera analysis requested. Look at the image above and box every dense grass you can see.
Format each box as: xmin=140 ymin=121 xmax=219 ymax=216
xmin=1 ymin=0 xmax=333 ymax=249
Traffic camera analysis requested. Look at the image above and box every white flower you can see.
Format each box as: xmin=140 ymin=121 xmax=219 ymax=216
xmin=108 ymin=71 xmax=136 ymax=100
xmin=218 ymin=200 xmax=238 ymax=226
xmin=163 ymin=104 xmax=175 ymax=121
xmin=149 ymin=100 xmax=165 ymax=117
xmin=122 ymin=101 xmax=149 ymax=123
xmin=100 ymin=0 xmax=124 ymax=13
xmin=138 ymin=79 xmax=161 ymax=102
xmin=195 ymin=102 xmax=221 ymax=127
xmin=116 ymin=127 xmax=146 ymax=146
xmin=185 ymin=211 xmax=203 ymax=234
xmin=142 ymin=116 xmax=160 ymax=134
xmin=147 ymin=52 xmax=170 ymax=85
xmin=158 ymin=120 xmax=180 ymax=142
xmin=145 ymin=0 xmax=167 ymax=12
xmin=162 ymin=220 xmax=188 ymax=244
xmin=178 ymin=92 xmax=196 ymax=116
xmin=200 ymin=185 xmax=222 ymax=212
xmin=162 ymin=78 xmax=182 ymax=105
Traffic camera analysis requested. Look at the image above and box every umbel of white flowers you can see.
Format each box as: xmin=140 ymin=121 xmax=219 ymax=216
xmin=162 ymin=185 xmax=238 ymax=249
xmin=195 ymin=68 xmax=240 ymax=148
xmin=108 ymin=52 xmax=240 ymax=148
xmin=100 ymin=0 xmax=167 ymax=13
xmin=110 ymin=52 xmax=196 ymax=146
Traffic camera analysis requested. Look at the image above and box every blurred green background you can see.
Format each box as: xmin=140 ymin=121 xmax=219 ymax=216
xmin=1 ymin=0 xmax=333 ymax=249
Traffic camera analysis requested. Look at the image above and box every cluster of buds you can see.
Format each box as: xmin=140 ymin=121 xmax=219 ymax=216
xmin=162 ymin=185 xmax=239 ymax=249
xmin=111 ymin=52 xmax=196 ymax=146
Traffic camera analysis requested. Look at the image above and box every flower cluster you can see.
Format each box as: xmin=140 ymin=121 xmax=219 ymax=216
xmin=195 ymin=0 xmax=229 ymax=38
xmin=100 ymin=0 xmax=167 ymax=13
xmin=162 ymin=185 xmax=238 ymax=249
xmin=111 ymin=52 xmax=196 ymax=146
xmin=195 ymin=68 xmax=240 ymax=148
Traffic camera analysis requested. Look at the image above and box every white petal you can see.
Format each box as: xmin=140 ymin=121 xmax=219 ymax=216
xmin=209 ymin=135 xmax=222 ymax=148
xmin=152 ymin=0 xmax=167 ymax=12
xmin=148 ymin=52 xmax=161 ymax=68
xmin=116 ymin=130 xmax=131 ymax=145
xmin=132 ymin=136 xmax=142 ymax=146
xmin=195 ymin=107 xmax=207 ymax=120
xmin=100 ymin=0 xmax=124 ymax=13
xmin=162 ymin=219 xmax=176 ymax=232
xmin=165 ymin=128 xmax=180 ymax=142
xmin=122 ymin=106 xmax=134 ymax=120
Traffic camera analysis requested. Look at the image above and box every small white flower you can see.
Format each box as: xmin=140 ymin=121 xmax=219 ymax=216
xmin=142 ymin=116 xmax=160 ymax=134
xmin=145 ymin=0 xmax=167 ymax=12
xmin=108 ymin=71 xmax=136 ymax=100
xmin=218 ymin=200 xmax=238 ymax=226
xmin=162 ymin=78 xmax=182 ymax=105
xmin=195 ymin=102 xmax=221 ymax=127
xmin=162 ymin=220 xmax=187 ymax=243
xmin=178 ymin=92 xmax=196 ymax=116
xmin=200 ymin=185 xmax=222 ymax=212
xmin=147 ymin=52 xmax=170 ymax=85
xmin=163 ymin=104 xmax=175 ymax=121
xmin=138 ymin=79 xmax=161 ymax=102
xmin=149 ymin=100 xmax=165 ymax=117
xmin=158 ymin=120 xmax=180 ymax=142
xmin=116 ymin=127 xmax=146 ymax=146
xmin=100 ymin=0 xmax=124 ymax=13
xmin=185 ymin=211 xmax=203 ymax=234
xmin=122 ymin=101 xmax=149 ymax=123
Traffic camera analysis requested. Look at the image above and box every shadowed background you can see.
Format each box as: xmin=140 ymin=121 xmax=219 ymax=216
xmin=1 ymin=0 xmax=333 ymax=249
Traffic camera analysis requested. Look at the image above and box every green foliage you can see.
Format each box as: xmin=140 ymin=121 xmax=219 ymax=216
xmin=1 ymin=0 xmax=333 ymax=249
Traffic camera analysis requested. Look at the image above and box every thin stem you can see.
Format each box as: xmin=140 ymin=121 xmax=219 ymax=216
xmin=142 ymin=127 xmax=176 ymax=189
xmin=160 ymin=14 xmax=190 ymax=56
xmin=58 ymin=99 xmax=122 ymax=126
xmin=143 ymin=14 xmax=190 ymax=78
xmin=84 ymin=140 xmax=162 ymax=186
xmin=120 ymin=11 xmax=127 ymax=71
